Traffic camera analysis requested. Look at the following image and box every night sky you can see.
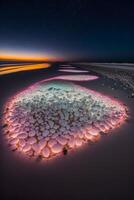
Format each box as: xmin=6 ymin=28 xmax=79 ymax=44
xmin=0 ymin=0 xmax=134 ymax=61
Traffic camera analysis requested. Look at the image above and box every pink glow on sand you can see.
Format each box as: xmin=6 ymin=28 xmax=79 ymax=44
xmin=27 ymin=75 xmax=99 ymax=86
xmin=52 ymin=75 xmax=99 ymax=81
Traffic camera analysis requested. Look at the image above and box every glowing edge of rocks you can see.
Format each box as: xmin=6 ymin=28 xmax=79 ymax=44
xmin=2 ymin=76 xmax=127 ymax=161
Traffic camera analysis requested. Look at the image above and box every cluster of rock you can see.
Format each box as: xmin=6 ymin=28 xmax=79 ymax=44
xmin=3 ymin=80 xmax=126 ymax=160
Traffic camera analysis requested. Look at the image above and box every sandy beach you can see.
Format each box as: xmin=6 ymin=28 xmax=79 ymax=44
xmin=1 ymin=62 xmax=133 ymax=200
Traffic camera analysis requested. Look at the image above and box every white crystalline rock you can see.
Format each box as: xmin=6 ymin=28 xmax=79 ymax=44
xmin=53 ymin=125 xmax=59 ymax=130
xmin=4 ymin=80 xmax=126 ymax=160
xmin=60 ymin=127 xmax=66 ymax=132
xmin=56 ymin=136 xmax=67 ymax=145
xmin=49 ymin=120 xmax=54 ymax=128
xmin=42 ymin=130 xmax=49 ymax=137
xmin=50 ymin=129 xmax=55 ymax=134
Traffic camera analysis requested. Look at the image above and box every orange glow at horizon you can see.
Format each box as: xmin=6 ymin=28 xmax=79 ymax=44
xmin=0 ymin=50 xmax=61 ymax=61
xmin=0 ymin=63 xmax=50 ymax=75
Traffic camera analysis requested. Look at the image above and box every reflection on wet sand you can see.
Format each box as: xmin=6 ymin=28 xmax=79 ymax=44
xmin=0 ymin=63 xmax=50 ymax=75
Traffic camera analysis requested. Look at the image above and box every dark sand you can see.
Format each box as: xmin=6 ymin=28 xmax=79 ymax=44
xmin=1 ymin=63 xmax=133 ymax=200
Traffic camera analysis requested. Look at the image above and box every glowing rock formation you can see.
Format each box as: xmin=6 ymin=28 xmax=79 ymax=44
xmin=3 ymin=80 xmax=127 ymax=160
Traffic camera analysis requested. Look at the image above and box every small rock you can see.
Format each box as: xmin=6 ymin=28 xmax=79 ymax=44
xmin=42 ymin=147 xmax=50 ymax=158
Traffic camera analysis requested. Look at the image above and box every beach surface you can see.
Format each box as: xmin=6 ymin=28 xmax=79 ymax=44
xmin=1 ymin=62 xmax=133 ymax=200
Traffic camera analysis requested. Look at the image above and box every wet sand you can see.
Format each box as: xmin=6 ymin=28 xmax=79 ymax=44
xmin=1 ymin=63 xmax=133 ymax=200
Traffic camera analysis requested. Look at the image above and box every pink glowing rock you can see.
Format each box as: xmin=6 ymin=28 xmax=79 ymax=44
xmin=27 ymin=137 xmax=37 ymax=145
xmin=22 ymin=144 xmax=31 ymax=152
xmin=68 ymin=138 xmax=75 ymax=148
xmin=78 ymin=132 xmax=84 ymax=139
xmin=48 ymin=139 xmax=57 ymax=148
xmin=85 ymin=133 xmax=99 ymax=142
xmin=10 ymin=138 xmax=19 ymax=145
xmin=85 ymin=132 xmax=93 ymax=140
xmin=10 ymin=133 xmax=18 ymax=139
xmin=19 ymin=139 xmax=26 ymax=147
xmin=32 ymin=143 xmax=41 ymax=155
xmin=38 ymin=139 xmax=47 ymax=149
xmin=110 ymin=119 xmax=117 ymax=126
xmin=42 ymin=147 xmax=50 ymax=158
xmin=56 ymin=136 xmax=67 ymax=145
xmin=51 ymin=143 xmax=63 ymax=154
xmin=10 ymin=144 xmax=17 ymax=151
xmin=75 ymin=138 xmax=83 ymax=147
xmin=88 ymin=128 xmax=99 ymax=136
xmin=18 ymin=133 xmax=27 ymax=139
